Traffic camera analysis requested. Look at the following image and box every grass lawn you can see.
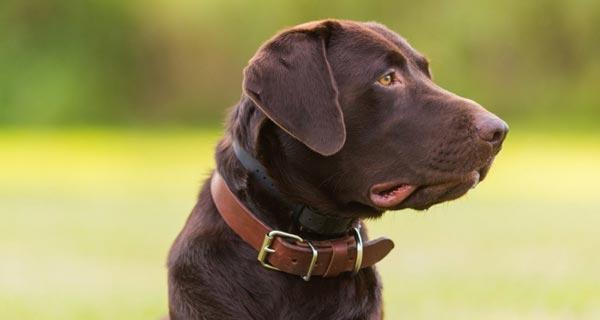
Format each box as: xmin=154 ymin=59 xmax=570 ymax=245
xmin=1 ymin=128 xmax=599 ymax=319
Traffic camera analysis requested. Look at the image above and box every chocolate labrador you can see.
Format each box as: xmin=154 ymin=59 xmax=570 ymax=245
xmin=167 ymin=19 xmax=508 ymax=320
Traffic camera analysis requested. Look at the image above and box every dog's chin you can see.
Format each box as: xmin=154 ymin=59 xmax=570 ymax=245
xmin=369 ymin=166 xmax=491 ymax=212
xmin=398 ymin=176 xmax=476 ymax=211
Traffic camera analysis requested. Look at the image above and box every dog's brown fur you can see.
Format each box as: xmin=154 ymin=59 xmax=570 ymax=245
xmin=167 ymin=20 xmax=507 ymax=320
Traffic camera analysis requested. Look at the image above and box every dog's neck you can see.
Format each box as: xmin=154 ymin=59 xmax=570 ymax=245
xmin=215 ymin=98 xmax=354 ymax=239
xmin=219 ymin=143 xmax=359 ymax=240
xmin=216 ymin=138 xmax=297 ymax=234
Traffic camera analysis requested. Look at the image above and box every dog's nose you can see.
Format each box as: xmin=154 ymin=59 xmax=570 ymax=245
xmin=475 ymin=113 xmax=509 ymax=148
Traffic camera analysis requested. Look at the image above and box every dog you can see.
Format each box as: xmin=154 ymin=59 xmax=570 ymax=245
xmin=167 ymin=19 xmax=508 ymax=320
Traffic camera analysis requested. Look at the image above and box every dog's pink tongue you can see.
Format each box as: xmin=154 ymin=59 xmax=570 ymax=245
xmin=370 ymin=184 xmax=417 ymax=208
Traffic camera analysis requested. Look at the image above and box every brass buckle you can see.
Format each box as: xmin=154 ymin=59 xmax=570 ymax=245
xmin=351 ymin=227 xmax=364 ymax=275
xmin=257 ymin=230 xmax=318 ymax=281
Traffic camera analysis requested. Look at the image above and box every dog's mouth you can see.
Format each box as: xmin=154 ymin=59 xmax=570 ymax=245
xmin=369 ymin=181 xmax=418 ymax=208
xmin=368 ymin=165 xmax=490 ymax=211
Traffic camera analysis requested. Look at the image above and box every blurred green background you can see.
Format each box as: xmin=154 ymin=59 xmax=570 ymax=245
xmin=1 ymin=0 xmax=599 ymax=319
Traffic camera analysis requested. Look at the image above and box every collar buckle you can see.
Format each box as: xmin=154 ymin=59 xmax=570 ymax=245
xmin=257 ymin=230 xmax=318 ymax=281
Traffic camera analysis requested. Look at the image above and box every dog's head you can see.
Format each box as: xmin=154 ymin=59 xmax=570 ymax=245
xmin=239 ymin=20 xmax=508 ymax=218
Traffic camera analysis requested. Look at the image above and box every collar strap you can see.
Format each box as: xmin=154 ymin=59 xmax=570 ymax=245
xmin=211 ymin=172 xmax=394 ymax=280
xmin=232 ymin=141 xmax=354 ymax=236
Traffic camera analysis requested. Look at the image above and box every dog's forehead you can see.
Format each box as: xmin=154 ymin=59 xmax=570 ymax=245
xmin=282 ymin=20 xmax=427 ymax=65
xmin=365 ymin=23 xmax=427 ymax=62
xmin=342 ymin=21 xmax=428 ymax=65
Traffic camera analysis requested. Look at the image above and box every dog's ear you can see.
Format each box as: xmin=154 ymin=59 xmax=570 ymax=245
xmin=243 ymin=21 xmax=345 ymax=156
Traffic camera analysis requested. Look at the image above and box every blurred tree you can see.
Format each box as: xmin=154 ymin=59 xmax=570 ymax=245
xmin=0 ymin=0 xmax=598 ymax=128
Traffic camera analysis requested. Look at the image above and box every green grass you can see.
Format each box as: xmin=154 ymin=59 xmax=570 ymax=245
xmin=1 ymin=128 xmax=599 ymax=319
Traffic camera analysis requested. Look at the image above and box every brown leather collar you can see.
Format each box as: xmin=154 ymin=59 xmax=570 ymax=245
xmin=210 ymin=171 xmax=395 ymax=280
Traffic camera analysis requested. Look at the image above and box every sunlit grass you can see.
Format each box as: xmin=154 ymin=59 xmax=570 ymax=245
xmin=1 ymin=128 xmax=599 ymax=319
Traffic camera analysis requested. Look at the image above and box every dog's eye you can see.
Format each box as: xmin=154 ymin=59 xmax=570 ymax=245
xmin=377 ymin=73 xmax=394 ymax=86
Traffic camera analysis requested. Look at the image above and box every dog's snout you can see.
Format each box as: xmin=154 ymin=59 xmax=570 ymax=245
xmin=474 ymin=113 xmax=509 ymax=148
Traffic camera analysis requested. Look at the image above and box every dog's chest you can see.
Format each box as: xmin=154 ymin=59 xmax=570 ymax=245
xmin=231 ymin=265 xmax=383 ymax=320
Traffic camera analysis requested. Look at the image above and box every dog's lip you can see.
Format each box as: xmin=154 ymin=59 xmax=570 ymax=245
xmin=369 ymin=181 xmax=418 ymax=208
xmin=367 ymin=170 xmax=485 ymax=210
